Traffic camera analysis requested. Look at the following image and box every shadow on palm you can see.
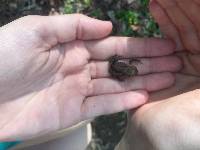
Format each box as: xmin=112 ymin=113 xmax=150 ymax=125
xmin=149 ymin=51 xmax=200 ymax=102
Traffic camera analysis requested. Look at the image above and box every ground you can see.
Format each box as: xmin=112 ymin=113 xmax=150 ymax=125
xmin=0 ymin=1 xmax=160 ymax=149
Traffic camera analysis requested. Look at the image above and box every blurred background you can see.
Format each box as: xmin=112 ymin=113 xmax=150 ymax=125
xmin=0 ymin=0 xmax=161 ymax=149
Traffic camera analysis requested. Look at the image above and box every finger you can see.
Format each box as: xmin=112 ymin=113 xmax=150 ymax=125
xmin=85 ymin=37 xmax=175 ymax=60
xmin=176 ymin=0 xmax=200 ymax=40
xmin=90 ymin=56 xmax=182 ymax=78
xmin=176 ymin=52 xmax=200 ymax=76
xmin=149 ymin=0 xmax=183 ymax=51
xmin=26 ymin=14 xmax=112 ymax=44
xmin=82 ymin=91 xmax=148 ymax=119
xmin=87 ymin=73 xmax=175 ymax=96
xmin=193 ymin=0 xmax=200 ymax=5
xmin=155 ymin=0 xmax=200 ymax=53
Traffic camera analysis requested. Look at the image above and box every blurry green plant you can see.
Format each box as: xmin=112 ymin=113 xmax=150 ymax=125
xmin=64 ymin=0 xmax=160 ymax=37
xmin=64 ymin=0 xmax=92 ymax=13
xmin=140 ymin=0 xmax=149 ymax=7
xmin=116 ymin=10 xmax=140 ymax=25
xmin=113 ymin=0 xmax=160 ymax=37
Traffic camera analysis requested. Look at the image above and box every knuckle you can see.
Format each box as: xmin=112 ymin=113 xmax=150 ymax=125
xmin=74 ymin=14 xmax=85 ymax=39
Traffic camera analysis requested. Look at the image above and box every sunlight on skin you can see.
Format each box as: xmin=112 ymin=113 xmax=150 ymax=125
xmin=117 ymin=1 xmax=200 ymax=150
xmin=0 ymin=14 xmax=181 ymax=141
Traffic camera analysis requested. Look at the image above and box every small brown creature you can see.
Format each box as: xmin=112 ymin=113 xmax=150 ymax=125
xmin=108 ymin=55 xmax=140 ymax=81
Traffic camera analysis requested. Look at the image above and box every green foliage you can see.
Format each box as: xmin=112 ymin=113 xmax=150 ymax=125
xmin=113 ymin=0 xmax=160 ymax=37
xmin=140 ymin=0 xmax=149 ymax=7
xmin=83 ymin=0 xmax=92 ymax=6
xmin=64 ymin=0 xmax=92 ymax=13
xmin=109 ymin=9 xmax=160 ymax=37
xmin=116 ymin=10 xmax=140 ymax=25
xmin=64 ymin=1 xmax=74 ymax=14
xmin=90 ymin=9 xmax=104 ymax=18
xmin=63 ymin=0 xmax=160 ymax=37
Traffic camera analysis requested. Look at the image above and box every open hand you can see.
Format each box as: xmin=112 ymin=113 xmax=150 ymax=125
xmin=0 ymin=15 xmax=180 ymax=141
xmin=117 ymin=2 xmax=200 ymax=150
xmin=150 ymin=0 xmax=200 ymax=53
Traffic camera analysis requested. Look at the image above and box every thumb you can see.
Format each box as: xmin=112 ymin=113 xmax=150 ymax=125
xmin=24 ymin=14 xmax=113 ymax=43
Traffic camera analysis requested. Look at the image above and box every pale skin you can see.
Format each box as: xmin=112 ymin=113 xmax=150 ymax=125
xmin=0 ymin=14 xmax=181 ymax=141
xmin=117 ymin=1 xmax=200 ymax=150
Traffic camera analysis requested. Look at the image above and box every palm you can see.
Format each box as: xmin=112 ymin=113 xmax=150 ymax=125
xmin=119 ymin=1 xmax=200 ymax=149
xmin=131 ymin=51 xmax=200 ymax=122
xmin=0 ymin=15 xmax=180 ymax=141
xmin=122 ymin=52 xmax=200 ymax=150
xmin=151 ymin=52 xmax=200 ymax=100
xmin=0 ymin=24 xmax=94 ymax=140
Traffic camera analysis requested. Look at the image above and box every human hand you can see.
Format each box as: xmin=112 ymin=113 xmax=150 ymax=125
xmin=150 ymin=0 xmax=200 ymax=53
xmin=117 ymin=2 xmax=200 ymax=150
xmin=0 ymin=15 xmax=180 ymax=141
xmin=118 ymin=86 xmax=200 ymax=150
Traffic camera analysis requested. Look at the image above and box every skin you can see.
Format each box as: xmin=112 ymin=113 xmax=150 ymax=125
xmin=150 ymin=0 xmax=200 ymax=53
xmin=117 ymin=1 xmax=200 ymax=150
xmin=0 ymin=14 xmax=181 ymax=141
